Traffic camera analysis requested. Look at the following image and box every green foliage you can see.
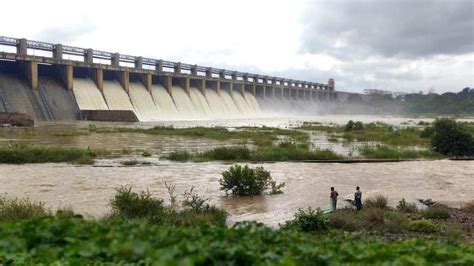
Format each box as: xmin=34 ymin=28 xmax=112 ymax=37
xmin=141 ymin=151 xmax=152 ymax=157
xmin=164 ymin=150 xmax=192 ymax=162
xmin=431 ymin=118 xmax=474 ymax=156
xmin=0 ymin=195 xmax=48 ymax=221
xmin=283 ymin=208 xmax=329 ymax=232
xmin=0 ymin=144 xmax=104 ymax=164
xmin=422 ymin=207 xmax=450 ymax=220
xmin=360 ymin=145 xmax=440 ymax=159
xmin=396 ymin=198 xmax=418 ymax=213
xmin=199 ymin=146 xmax=252 ymax=161
xmin=328 ymin=209 xmax=360 ymax=231
xmin=364 ymin=195 xmax=389 ymax=209
xmin=345 ymin=120 xmax=364 ymax=131
xmin=1 ymin=217 xmax=473 ymax=264
xmin=407 ymin=220 xmax=439 ymax=233
xmin=109 ymin=186 xmax=165 ymax=223
xmin=219 ymin=165 xmax=284 ymax=196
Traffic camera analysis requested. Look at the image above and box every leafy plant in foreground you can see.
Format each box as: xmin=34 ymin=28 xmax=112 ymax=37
xmin=283 ymin=207 xmax=329 ymax=232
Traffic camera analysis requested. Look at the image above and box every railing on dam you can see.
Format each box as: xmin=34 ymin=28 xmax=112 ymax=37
xmin=0 ymin=36 xmax=334 ymax=92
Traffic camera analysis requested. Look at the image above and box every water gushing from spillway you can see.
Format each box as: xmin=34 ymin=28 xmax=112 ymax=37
xmin=232 ymin=91 xmax=253 ymax=114
xmin=102 ymin=80 xmax=135 ymax=111
xmin=73 ymin=78 xmax=108 ymax=110
xmin=205 ymin=88 xmax=230 ymax=115
xmin=170 ymin=86 xmax=197 ymax=117
xmin=189 ymin=87 xmax=212 ymax=115
xmin=128 ymin=82 xmax=160 ymax=121
xmin=150 ymin=85 xmax=179 ymax=119
xmin=220 ymin=90 xmax=240 ymax=115
xmin=244 ymin=91 xmax=261 ymax=113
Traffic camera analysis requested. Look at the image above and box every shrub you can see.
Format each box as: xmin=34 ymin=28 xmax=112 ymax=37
xmin=431 ymin=118 xmax=474 ymax=156
xmin=363 ymin=208 xmax=386 ymax=226
xmin=141 ymin=151 xmax=152 ymax=157
xmin=407 ymin=220 xmax=439 ymax=233
xmin=219 ymin=165 xmax=284 ymax=196
xmin=0 ymin=195 xmax=48 ymax=221
xmin=461 ymin=201 xmax=474 ymax=214
xmin=164 ymin=150 xmax=193 ymax=162
xmin=109 ymin=186 xmax=165 ymax=223
xmin=364 ymin=195 xmax=389 ymax=209
xmin=345 ymin=120 xmax=364 ymax=131
xmin=396 ymin=198 xmax=418 ymax=213
xmin=422 ymin=207 xmax=450 ymax=220
xmin=283 ymin=207 xmax=329 ymax=232
xmin=201 ymin=147 xmax=252 ymax=161
xmin=382 ymin=211 xmax=407 ymax=233
xmin=328 ymin=209 xmax=359 ymax=231
xmin=0 ymin=144 xmax=101 ymax=164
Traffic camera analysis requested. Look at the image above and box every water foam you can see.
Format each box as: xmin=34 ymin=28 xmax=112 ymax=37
xmin=73 ymin=78 xmax=108 ymax=110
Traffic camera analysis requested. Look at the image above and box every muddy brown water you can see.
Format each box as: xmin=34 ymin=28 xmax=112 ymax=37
xmin=0 ymin=160 xmax=472 ymax=227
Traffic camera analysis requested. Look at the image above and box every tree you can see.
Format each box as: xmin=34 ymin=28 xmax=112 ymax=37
xmin=431 ymin=118 xmax=474 ymax=156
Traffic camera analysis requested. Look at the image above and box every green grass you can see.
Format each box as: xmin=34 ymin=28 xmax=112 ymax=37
xmin=359 ymin=145 xmax=441 ymax=159
xmin=164 ymin=143 xmax=343 ymax=162
xmin=0 ymin=144 xmax=109 ymax=164
xmin=0 ymin=195 xmax=48 ymax=222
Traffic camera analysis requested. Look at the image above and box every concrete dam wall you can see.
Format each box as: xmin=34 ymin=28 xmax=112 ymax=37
xmin=0 ymin=36 xmax=340 ymax=122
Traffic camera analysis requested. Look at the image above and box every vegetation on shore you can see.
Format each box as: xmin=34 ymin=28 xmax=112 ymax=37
xmin=359 ymin=145 xmax=441 ymax=159
xmin=0 ymin=144 xmax=109 ymax=164
xmin=0 ymin=192 xmax=472 ymax=264
xmin=164 ymin=142 xmax=343 ymax=162
xmin=219 ymin=165 xmax=285 ymax=195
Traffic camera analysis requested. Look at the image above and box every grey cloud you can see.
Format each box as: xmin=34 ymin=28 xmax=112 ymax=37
xmin=34 ymin=17 xmax=96 ymax=44
xmin=300 ymin=0 xmax=474 ymax=59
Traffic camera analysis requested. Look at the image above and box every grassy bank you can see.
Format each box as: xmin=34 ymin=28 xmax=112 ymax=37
xmin=359 ymin=146 xmax=442 ymax=159
xmin=164 ymin=142 xmax=343 ymax=162
xmin=298 ymin=122 xmax=430 ymax=147
xmin=0 ymin=192 xmax=472 ymax=264
xmin=0 ymin=144 xmax=109 ymax=164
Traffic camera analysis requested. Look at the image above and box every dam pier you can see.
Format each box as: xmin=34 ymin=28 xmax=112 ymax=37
xmin=0 ymin=36 xmax=338 ymax=121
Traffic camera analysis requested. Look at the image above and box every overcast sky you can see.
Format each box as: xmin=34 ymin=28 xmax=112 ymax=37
xmin=1 ymin=0 xmax=473 ymax=93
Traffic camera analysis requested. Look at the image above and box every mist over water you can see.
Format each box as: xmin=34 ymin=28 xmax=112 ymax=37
xmin=73 ymin=78 xmax=108 ymax=110
xmin=232 ymin=91 xmax=253 ymax=114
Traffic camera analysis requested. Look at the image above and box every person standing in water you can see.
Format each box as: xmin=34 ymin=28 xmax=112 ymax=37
xmin=330 ymin=187 xmax=339 ymax=212
xmin=354 ymin=186 xmax=362 ymax=210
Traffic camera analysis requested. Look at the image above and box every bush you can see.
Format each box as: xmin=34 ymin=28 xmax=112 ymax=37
xmin=0 ymin=195 xmax=48 ymax=221
xmin=164 ymin=150 xmax=193 ymax=162
xmin=109 ymin=186 xmax=165 ymax=223
xmin=422 ymin=207 xmax=450 ymax=220
xmin=141 ymin=151 xmax=152 ymax=157
xmin=328 ymin=209 xmax=359 ymax=231
xmin=407 ymin=220 xmax=439 ymax=233
xmin=200 ymin=147 xmax=252 ymax=161
xmin=283 ymin=207 xmax=329 ymax=232
xmin=431 ymin=118 xmax=474 ymax=156
xmin=396 ymin=198 xmax=418 ymax=213
xmin=461 ymin=201 xmax=474 ymax=214
xmin=0 ymin=144 xmax=101 ymax=164
xmin=219 ymin=165 xmax=284 ymax=196
xmin=364 ymin=195 xmax=389 ymax=209
xmin=363 ymin=208 xmax=386 ymax=226
xmin=345 ymin=120 xmax=364 ymax=131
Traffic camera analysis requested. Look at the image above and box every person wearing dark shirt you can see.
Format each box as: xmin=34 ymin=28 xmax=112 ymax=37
xmin=330 ymin=187 xmax=339 ymax=212
xmin=354 ymin=186 xmax=362 ymax=210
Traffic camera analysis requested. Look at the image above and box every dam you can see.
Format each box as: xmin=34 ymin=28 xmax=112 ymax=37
xmin=0 ymin=36 xmax=339 ymax=121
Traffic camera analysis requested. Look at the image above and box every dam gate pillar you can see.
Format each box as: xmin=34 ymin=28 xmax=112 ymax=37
xmin=21 ymin=61 xmax=38 ymax=90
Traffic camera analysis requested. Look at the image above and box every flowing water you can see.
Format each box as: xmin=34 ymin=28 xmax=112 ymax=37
xmin=0 ymin=160 xmax=472 ymax=227
xmin=244 ymin=91 xmax=261 ymax=112
xmin=102 ymin=80 xmax=135 ymax=111
xmin=128 ymin=82 xmax=161 ymax=121
xmin=206 ymin=89 xmax=230 ymax=115
xmin=150 ymin=85 xmax=179 ymax=118
xmin=170 ymin=86 xmax=197 ymax=117
xmin=232 ymin=91 xmax=253 ymax=114
xmin=188 ymin=87 xmax=212 ymax=116
xmin=72 ymin=78 xmax=109 ymax=110
xmin=220 ymin=90 xmax=240 ymax=115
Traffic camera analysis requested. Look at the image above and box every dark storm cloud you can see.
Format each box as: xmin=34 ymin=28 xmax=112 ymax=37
xmin=34 ymin=18 xmax=96 ymax=44
xmin=300 ymin=0 xmax=474 ymax=59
